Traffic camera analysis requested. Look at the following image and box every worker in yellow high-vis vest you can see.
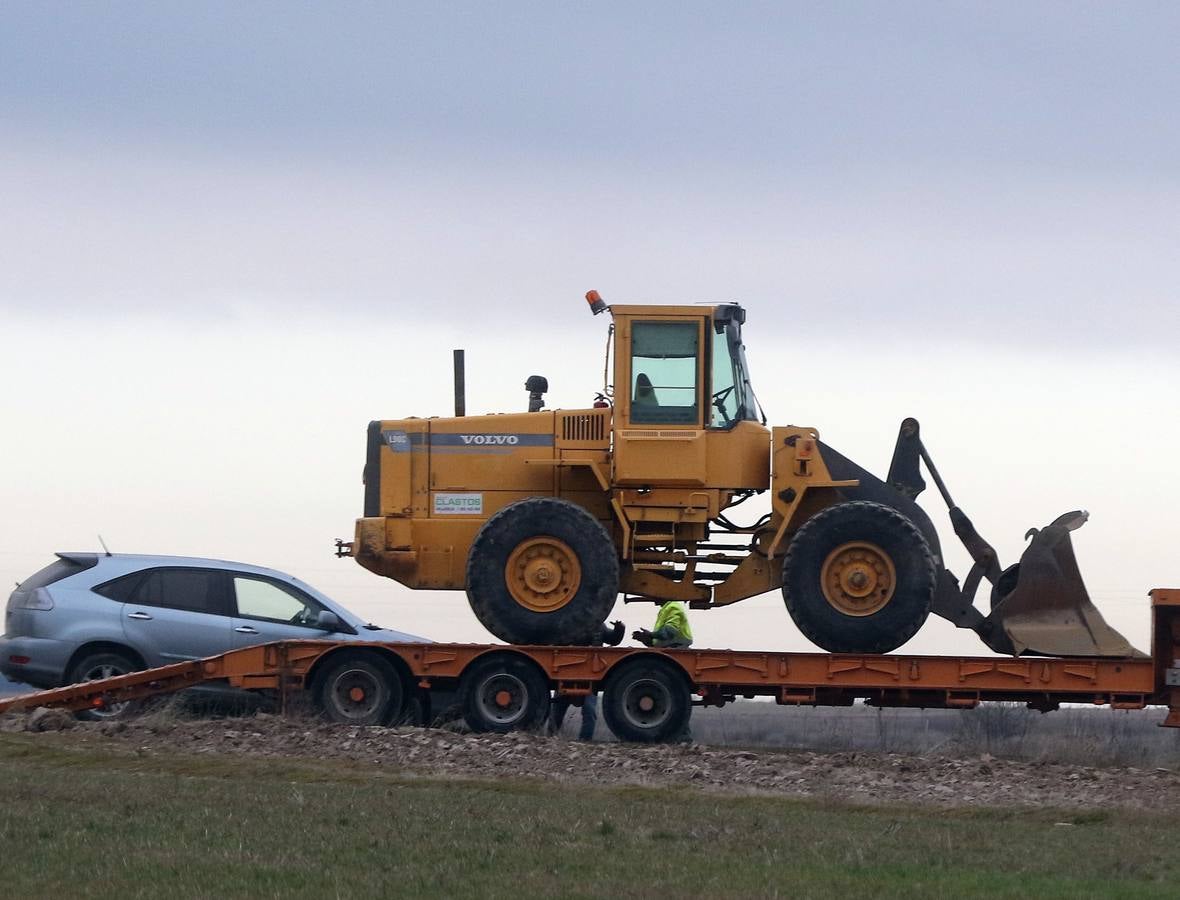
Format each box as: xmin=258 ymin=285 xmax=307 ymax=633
xmin=630 ymin=601 xmax=695 ymax=742
xmin=632 ymin=600 xmax=693 ymax=649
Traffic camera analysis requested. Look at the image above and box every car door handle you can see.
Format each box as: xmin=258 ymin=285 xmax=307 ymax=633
xmin=127 ymin=611 xmax=154 ymax=621
xmin=235 ymin=625 xmax=259 ymax=635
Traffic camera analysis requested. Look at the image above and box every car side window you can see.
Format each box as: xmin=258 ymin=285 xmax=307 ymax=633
xmin=94 ymin=573 xmax=145 ymax=602
xmin=233 ymin=577 xmax=322 ymax=627
xmin=133 ymin=569 xmax=225 ymax=615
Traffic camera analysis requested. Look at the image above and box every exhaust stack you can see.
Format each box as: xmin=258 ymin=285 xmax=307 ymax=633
xmin=453 ymin=349 xmax=465 ymax=417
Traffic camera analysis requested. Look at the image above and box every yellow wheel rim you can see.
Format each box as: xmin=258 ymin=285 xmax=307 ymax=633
xmin=820 ymin=541 xmax=895 ymax=617
xmin=505 ymin=537 xmax=582 ymax=613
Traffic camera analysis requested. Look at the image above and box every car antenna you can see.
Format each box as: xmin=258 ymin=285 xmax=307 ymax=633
xmin=98 ymin=534 xmax=113 ymax=557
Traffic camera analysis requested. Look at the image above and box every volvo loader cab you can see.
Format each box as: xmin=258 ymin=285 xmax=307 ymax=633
xmin=345 ymin=291 xmax=1139 ymax=659
xmin=609 ymin=299 xmax=769 ymax=494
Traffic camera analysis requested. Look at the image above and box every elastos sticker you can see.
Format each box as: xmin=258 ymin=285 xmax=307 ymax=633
xmin=433 ymin=493 xmax=484 ymax=515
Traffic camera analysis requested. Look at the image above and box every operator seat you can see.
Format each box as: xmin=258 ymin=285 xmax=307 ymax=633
xmin=633 ymin=373 xmax=660 ymax=412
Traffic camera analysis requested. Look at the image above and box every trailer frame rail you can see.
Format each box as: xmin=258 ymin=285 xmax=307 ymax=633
xmin=3 ymin=589 xmax=1179 ymax=738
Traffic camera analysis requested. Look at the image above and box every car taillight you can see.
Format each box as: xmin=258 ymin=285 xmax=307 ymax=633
xmin=13 ymin=589 xmax=54 ymax=611
xmin=9 ymin=656 xmax=31 ymax=665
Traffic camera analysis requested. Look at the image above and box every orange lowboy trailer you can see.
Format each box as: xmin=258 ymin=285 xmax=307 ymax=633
xmin=4 ymin=589 xmax=1180 ymax=744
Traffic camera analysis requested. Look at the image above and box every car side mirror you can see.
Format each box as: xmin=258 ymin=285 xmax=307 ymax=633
xmin=315 ymin=610 xmax=342 ymax=632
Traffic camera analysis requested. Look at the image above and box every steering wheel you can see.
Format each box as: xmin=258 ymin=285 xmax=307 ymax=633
xmin=711 ymin=385 xmax=736 ymax=427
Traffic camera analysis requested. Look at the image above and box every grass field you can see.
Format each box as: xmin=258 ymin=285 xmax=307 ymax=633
xmin=0 ymin=732 xmax=1175 ymax=898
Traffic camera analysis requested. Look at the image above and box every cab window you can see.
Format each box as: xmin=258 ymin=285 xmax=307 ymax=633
xmin=710 ymin=327 xmax=739 ymax=428
xmin=233 ymin=576 xmax=324 ymax=627
xmin=630 ymin=321 xmax=700 ymax=425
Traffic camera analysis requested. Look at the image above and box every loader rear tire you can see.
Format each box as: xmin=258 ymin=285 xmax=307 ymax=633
xmin=782 ymin=501 xmax=935 ymax=654
xmin=466 ymin=498 xmax=619 ymax=645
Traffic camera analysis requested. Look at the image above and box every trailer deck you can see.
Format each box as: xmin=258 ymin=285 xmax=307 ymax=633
xmin=4 ymin=589 xmax=1179 ymax=742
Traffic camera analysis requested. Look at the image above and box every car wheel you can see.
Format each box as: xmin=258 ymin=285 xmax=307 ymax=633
xmin=67 ymin=651 xmax=142 ymax=721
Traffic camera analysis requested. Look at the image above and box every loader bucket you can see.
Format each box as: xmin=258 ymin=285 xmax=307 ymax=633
xmin=988 ymin=511 xmax=1145 ymax=658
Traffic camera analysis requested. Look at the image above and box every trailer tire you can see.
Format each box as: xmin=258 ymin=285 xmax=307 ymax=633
xmin=67 ymin=651 xmax=142 ymax=721
xmin=602 ymin=657 xmax=692 ymax=744
xmin=466 ymin=497 xmax=619 ymax=645
xmin=782 ymin=501 xmax=935 ymax=654
xmin=313 ymin=651 xmax=405 ymax=726
xmin=459 ymin=654 xmax=551 ymax=733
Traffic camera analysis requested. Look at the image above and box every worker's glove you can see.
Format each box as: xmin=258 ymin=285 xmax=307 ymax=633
xmin=602 ymin=620 xmax=626 ymax=647
xmin=632 ymin=628 xmax=654 ymax=647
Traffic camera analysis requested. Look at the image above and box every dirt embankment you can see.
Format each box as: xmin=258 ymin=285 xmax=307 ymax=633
xmin=6 ymin=707 xmax=1178 ymax=811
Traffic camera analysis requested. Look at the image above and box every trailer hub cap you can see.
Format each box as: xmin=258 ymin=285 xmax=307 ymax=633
xmin=506 ymin=537 xmax=582 ymax=612
xmin=820 ymin=542 xmax=895 ymax=616
xmin=621 ymin=678 xmax=672 ymax=729
xmin=329 ymin=667 xmax=385 ymax=721
xmin=475 ymin=673 xmax=529 ymax=725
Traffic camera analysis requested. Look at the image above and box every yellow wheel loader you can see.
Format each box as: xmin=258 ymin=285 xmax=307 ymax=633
xmin=342 ymin=292 xmax=1139 ymax=658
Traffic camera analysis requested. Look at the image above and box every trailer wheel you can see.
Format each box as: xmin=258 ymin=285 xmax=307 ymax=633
xmin=68 ymin=651 xmax=142 ymax=721
xmin=314 ymin=652 xmax=405 ymax=726
xmin=602 ymin=657 xmax=692 ymax=744
xmin=459 ymin=654 xmax=550 ymax=733
xmin=782 ymin=501 xmax=935 ymax=654
xmin=466 ymin=497 xmax=619 ymax=645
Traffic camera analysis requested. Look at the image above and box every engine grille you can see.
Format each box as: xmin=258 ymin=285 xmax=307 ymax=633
xmin=560 ymin=410 xmax=609 ymax=444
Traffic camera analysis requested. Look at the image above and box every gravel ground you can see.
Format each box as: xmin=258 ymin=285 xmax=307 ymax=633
xmin=5 ymin=706 xmax=1179 ymax=811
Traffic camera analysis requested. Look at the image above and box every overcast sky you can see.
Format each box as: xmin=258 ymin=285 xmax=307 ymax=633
xmin=2 ymin=4 xmax=1177 ymax=655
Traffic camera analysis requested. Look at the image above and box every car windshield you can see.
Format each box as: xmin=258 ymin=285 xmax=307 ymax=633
xmin=710 ymin=316 xmax=762 ymax=427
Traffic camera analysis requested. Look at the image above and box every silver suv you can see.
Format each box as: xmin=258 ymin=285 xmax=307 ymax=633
xmin=2 ymin=553 xmax=425 ymax=699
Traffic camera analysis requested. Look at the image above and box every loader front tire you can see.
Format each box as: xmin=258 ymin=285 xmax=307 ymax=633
xmin=782 ymin=501 xmax=935 ymax=654
xmin=466 ymin=498 xmax=619 ymax=645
